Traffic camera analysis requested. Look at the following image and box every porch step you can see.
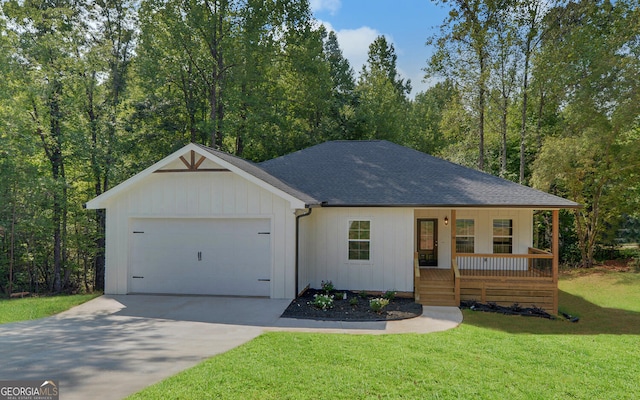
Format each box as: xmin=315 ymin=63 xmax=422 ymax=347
xmin=415 ymin=268 xmax=458 ymax=306
xmin=417 ymin=282 xmax=457 ymax=306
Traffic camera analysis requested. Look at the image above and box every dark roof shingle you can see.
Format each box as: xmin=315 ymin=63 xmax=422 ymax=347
xmin=257 ymin=140 xmax=578 ymax=208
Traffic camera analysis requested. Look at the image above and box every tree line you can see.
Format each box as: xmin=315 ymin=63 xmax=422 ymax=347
xmin=0 ymin=0 xmax=638 ymax=295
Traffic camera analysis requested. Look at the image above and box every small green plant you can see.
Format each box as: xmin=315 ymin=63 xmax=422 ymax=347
xmin=349 ymin=297 xmax=358 ymax=306
xmin=358 ymin=290 xmax=368 ymax=299
xmin=383 ymin=290 xmax=396 ymax=300
xmin=369 ymin=297 xmax=390 ymax=313
xmin=321 ymin=280 xmax=335 ymax=294
xmin=309 ymin=294 xmax=334 ymax=310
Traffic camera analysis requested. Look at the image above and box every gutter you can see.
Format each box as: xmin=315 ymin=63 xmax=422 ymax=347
xmin=295 ymin=208 xmax=313 ymax=296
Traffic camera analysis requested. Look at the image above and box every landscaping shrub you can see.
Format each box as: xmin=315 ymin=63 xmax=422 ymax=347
xmin=320 ymin=280 xmax=335 ymax=294
xmin=309 ymin=294 xmax=334 ymax=310
xmin=369 ymin=298 xmax=389 ymax=313
xmin=383 ymin=290 xmax=396 ymax=300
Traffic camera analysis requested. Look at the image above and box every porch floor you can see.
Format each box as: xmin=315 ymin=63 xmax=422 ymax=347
xmin=420 ymin=268 xmax=450 ymax=281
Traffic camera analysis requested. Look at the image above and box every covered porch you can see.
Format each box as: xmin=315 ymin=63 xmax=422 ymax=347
xmin=414 ymin=210 xmax=560 ymax=314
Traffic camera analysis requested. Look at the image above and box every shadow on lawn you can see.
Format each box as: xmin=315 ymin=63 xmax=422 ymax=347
xmin=461 ymin=290 xmax=640 ymax=335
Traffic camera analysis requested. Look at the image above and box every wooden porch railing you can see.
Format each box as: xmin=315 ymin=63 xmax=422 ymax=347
xmin=456 ymin=247 xmax=554 ymax=279
xmin=414 ymin=252 xmax=421 ymax=302
xmin=452 ymin=259 xmax=460 ymax=305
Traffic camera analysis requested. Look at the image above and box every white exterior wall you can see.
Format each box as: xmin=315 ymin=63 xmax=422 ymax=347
xmin=298 ymin=208 xmax=414 ymax=293
xmin=455 ymin=208 xmax=533 ymax=270
xmin=455 ymin=208 xmax=533 ymax=254
xmin=298 ymin=207 xmax=535 ymax=293
xmin=103 ymin=172 xmax=297 ymax=299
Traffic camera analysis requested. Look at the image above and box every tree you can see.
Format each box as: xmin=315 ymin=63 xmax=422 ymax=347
xmin=533 ymin=129 xmax=640 ymax=268
xmin=83 ymin=0 xmax=136 ymax=291
xmin=139 ymin=0 xmax=238 ymax=148
xmin=321 ymin=30 xmax=357 ymax=140
xmin=406 ymin=79 xmax=457 ymax=155
xmin=427 ymin=0 xmax=506 ymax=171
xmin=514 ymin=0 xmax=550 ymax=184
xmin=487 ymin=3 xmax=518 ymax=177
xmin=532 ymin=0 xmax=640 ymax=267
xmin=3 ymin=0 xmax=87 ymax=292
xmin=356 ymin=36 xmax=411 ymax=141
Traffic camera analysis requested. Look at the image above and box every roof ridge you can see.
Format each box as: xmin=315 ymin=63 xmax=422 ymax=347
xmin=192 ymin=142 xmax=259 ymax=165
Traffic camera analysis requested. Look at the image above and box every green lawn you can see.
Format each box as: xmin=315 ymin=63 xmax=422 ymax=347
xmin=0 ymin=293 xmax=100 ymax=324
xmin=129 ymin=272 xmax=640 ymax=399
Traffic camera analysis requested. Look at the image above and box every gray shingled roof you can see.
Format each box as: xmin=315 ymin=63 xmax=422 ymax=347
xmin=256 ymin=140 xmax=579 ymax=208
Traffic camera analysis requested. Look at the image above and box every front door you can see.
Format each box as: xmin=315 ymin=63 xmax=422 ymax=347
xmin=417 ymin=219 xmax=438 ymax=267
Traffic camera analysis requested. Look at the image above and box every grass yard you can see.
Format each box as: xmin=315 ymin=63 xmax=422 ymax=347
xmin=129 ymin=271 xmax=640 ymax=399
xmin=0 ymin=293 xmax=100 ymax=324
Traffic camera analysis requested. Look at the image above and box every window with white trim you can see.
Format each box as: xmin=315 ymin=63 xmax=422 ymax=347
xmin=348 ymin=220 xmax=370 ymax=260
xmin=456 ymin=219 xmax=475 ymax=253
xmin=493 ymin=219 xmax=513 ymax=254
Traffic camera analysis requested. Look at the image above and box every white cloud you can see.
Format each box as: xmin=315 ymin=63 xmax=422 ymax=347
xmin=317 ymin=20 xmax=383 ymax=74
xmin=316 ymin=20 xmax=424 ymax=97
xmin=400 ymin=67 xmax=429 ymax=98
xmin=337 ymin=26 xmax=383 ymax=73
xmin=310 ymin=0 xmax=341 ymax=15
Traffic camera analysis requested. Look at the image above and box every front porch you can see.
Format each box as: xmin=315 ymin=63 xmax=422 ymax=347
xmin=414 ymin=210 xmax=560 ymax=314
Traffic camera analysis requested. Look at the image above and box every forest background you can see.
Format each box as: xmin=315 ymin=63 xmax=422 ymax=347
xmin=0 ymin=0 xmax=639 ymax=295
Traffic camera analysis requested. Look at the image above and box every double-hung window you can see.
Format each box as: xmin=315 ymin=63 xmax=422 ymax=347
xmin=493 ymin=219 xmax=513 ymax=254
xmin=348 ymin=220 xmax=370 ymax=260
xmin=456 ymin=219 xmax=475 ymax=253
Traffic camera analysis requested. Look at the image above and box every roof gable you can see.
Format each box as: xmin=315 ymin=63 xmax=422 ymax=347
xmin=85 ymin=143 xmax=313 ymax=209
xmin=259 ymin=140 xmax=579 ymax=208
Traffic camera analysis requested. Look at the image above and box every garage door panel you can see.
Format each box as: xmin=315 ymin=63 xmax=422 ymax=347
xmin=130 ymin=218 xmax=271 ymax=296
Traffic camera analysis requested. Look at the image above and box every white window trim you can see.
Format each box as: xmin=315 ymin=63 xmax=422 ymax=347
xmin=347 ymin=219 xmax=372 ymax=263
xmin=456 ymin=219 xmax=475 ymax=254
xmin=493 ymin=218 xmax=513 ymax=254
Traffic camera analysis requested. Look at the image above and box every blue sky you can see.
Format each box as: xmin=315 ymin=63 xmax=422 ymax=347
xmin=311 ymin=0 xmax=451 ymax=96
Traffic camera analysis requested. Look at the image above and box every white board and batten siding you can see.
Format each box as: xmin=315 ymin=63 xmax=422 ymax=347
xmin=455 ymin=208 xmax=534 ymax=270
xmin=298 ymin=208 xmax=414 ymax=293
xmin=102 ymin=170 xmax=298 ymax=299
xmin=298 ymin=207 xmax=535 ymax=293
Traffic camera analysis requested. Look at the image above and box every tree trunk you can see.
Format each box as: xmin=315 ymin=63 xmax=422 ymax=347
xmin=478 ymin=54 xmax=486 ymax=171
xmin=94 ymin=210 xmax=106 ymax=291
xmin=47 ymin=79 xmax=65 ymax=293
xmin=8 ymin=186 xmax=16 ymax=296
xmin=86 ymin=72 xmax=106 ymax=292
xmin=209 ymin=84 xmax=218 ymax=147
xmin=500 ymin=95 xmax=508 ymax=177
xmin=520 ymin=32 xmax=532 ymax=184
xmin=536 ymin=83 xmax=544 ymax=150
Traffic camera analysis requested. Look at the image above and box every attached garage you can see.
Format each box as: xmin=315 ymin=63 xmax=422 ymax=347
xmin=129 ymin=218 xmax=271 ymax=296
xmin=85 ymin=143 xmax=311 ymax=299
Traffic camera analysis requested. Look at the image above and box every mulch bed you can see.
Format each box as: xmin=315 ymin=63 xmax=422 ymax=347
xmin=460 ymin=300 xmax=581 ymax=322
xmin=281 ymin=289 xmax=423 ymax=321
xmin=460 ymin=300 xmax=555 ymax=319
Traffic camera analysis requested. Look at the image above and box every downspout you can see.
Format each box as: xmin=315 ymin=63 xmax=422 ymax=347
xmin=295 ymin=208 xmax=313 ymax=296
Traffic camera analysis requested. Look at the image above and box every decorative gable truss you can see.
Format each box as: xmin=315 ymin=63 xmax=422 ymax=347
xmin=155 ymin=150 xmax=230 ymax=173
xmin=85 ymin=143 xmax=307 ymax=210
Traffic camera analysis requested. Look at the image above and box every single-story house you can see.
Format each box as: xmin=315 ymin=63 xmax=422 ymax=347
xmin=85 ymin=140 xmax=579 ymax=313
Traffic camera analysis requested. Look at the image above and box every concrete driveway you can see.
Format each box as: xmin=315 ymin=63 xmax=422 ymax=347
xmin=0 ymin=295 xmax=462 ymax=400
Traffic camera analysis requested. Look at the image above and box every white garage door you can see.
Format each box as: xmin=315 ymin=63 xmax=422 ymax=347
xmin=129 ymin=218 xmax=271 ymax=296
